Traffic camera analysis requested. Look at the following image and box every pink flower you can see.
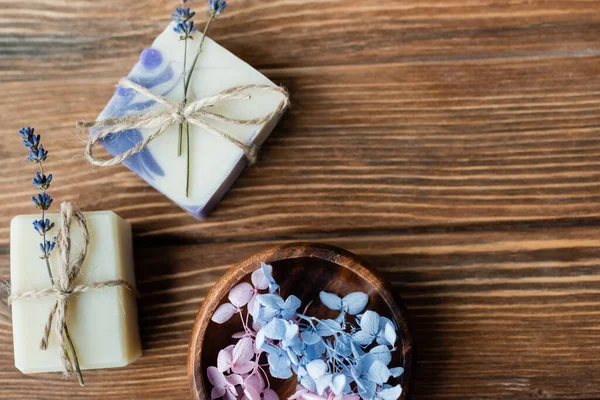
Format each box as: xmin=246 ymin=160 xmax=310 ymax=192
xmin=207 ymin=367 xmax=243 ymax=400
xmin=248 ymin=266 xmax=270 ymax=317
xmin=262 ymin=389 xmax=278 ymax=400
xmin=212 ymin=267 xmax=271 ymax=324
xmin=217 ymin=337 xmax=256 ymax=374
xmin=240 ymin=372 xmax=278 ymax=400
xmin=290 ymin=386 xmax=360 ymax=400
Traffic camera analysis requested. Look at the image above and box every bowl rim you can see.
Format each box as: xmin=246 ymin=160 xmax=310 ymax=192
xmin=187 ymin=242 xmax=414 ymax=399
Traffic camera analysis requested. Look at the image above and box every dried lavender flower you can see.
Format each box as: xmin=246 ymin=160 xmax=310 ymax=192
xmin=32 ymin=193 xmax=53 ymax=210
xmin=32 ymin=218 xmax=54 ymax=235
xmin=33 ymin=172 xmax=53 ymax=190
xmin=172 ymin=7 xmax=196 ymax=22
xmin=19 ymin=126 xmax=84 ymax=385
xmin=174 ymin=19 xmax=197 ymax=40
xmin=208 ymin=0 xmax=227 ymax=16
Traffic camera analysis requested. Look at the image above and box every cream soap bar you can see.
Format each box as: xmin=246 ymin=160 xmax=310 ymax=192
xmin=10 ymin=211 xmax=141 ymax=374
xmin=96 ymin=23 xmax=285 ymax=219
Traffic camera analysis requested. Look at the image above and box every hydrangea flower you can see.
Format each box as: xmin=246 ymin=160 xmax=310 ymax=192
xmin=208 ymin=264 xmax=404 ymax=400
xmin=352 ymin=311 xmax=396 ymax=347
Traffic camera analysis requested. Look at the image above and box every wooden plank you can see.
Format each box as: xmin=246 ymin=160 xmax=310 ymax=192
xmin=1 ymin=0 xmax=600 ymax=79
xmin=1 ymin=55 xmax=600 ymax=245
xmin=1 ymin=226 xmax=600 ymax=398
xmin=2 ymin=0 xmax=600 ymax=398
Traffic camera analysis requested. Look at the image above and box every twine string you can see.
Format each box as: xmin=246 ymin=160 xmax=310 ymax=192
xmin=8 ymin=202 xmax=134 ymax=375
xmin=78 ymin=78 xmax=289 ymax=167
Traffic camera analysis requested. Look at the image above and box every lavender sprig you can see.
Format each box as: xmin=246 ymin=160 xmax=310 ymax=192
xmin=171 ymin=0 xmax=227 ymax=197
xmin=19 ymin=127 xmax=84 ymax=386
xmin=172 ymin=4 xmax=197 ymax=159
xmin=208 ymin=0 xmax=227 ymax=15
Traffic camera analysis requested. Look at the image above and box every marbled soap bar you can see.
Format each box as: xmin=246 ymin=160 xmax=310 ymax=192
xmin=96 ymin=23 xmax=285 ymax=219
xmin=10 ymin=211 xmax=141 ymax=374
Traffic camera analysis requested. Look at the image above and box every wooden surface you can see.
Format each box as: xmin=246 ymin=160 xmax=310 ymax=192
xmin=0 ymin=0 xmax=599 ymax=398
xmin=188 ymin=243 xmax=413 ymax=399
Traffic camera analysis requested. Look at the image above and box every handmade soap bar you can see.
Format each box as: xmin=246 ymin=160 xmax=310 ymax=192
xmin=96 ymin=23 xmax=285 ymax=219
xmin=10 ymin=211 xmax=141 ymax=374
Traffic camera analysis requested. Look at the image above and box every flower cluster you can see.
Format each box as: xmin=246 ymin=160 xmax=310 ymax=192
xmin=19 ymin=127 xmax=56 ymax=259
xmin=209 ymin=264 xmax=404 ymax=400
xmin=172 ymin=6 xmax=197 ymax=39
xmin=19 ymin=127 xmax=84 ymax=385
xmin=208 ymin=0 xmax=227 ymax=16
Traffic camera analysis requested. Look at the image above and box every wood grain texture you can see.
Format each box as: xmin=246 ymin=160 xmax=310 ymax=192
xmin=1 ymin=0 xmax=599 ymax=398
xmin=3 ymin=227 xmax=600 ymax=399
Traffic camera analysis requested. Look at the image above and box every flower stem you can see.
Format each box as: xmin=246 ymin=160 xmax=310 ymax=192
xmin=185 ymin=123 xmax=191 ymax=197
xmin=182 ymin=14 xmax=214 ymax=197
xmin=39 ymin=162 xmax=84 ymax=386
xmin=64 ymin=324 xmax=85 ymax=386
xmin=183 ymin=14 xmax=214 ymax=97
xmin=178 ymin=37 xmax=189 ymax=157
xmin=178 ymin=124 xmax=183 ymax=157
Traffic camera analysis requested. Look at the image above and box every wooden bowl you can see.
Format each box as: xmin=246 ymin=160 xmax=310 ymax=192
xmin=188 ymin=243 xmax=414 ymax=399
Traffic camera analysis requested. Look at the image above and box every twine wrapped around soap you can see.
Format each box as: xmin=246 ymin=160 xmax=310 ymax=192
xmin=8 ymin=202 xmax=134 ymax=376
xmin=78 ymin=78 xmax=290 ymax=167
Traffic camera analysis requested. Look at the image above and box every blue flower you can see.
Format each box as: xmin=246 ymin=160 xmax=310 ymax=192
xmin=27 ymin=145 xmax=48 ymax=163
xmin=23 ymin=134 xmax=40 ymax=149
xmin=315 ymin=319 xmax=342 ymax=337
xmin=33 ymin=218 xmax=55 ymax=235
xmin=174 ymin=20 xmax=197 ymax=39
xmin=33 ymin=172 xmax=52 ymax=190
xmin=352 ymin=310 xmax=396 ymax=347
xmin=374 ymin=385 xmax=403 ymax=400
xmin=334 ymin=334 xmax=353 ymax=357
xmin=350 ymin=357 xmax=378 ymax=398
xmin=171 ymin=7 xmax=195 ymax=22
xmin=18 ymin=127 xmax=34 ymax=139
xmin=261 ymin=262 xmax=279 ymax=293
xmin=320 ymin=291 xmax=369 ymax=315
xmin=306 ymin=359 xmax=349 ymax=396
xmin=262 ymin=344 xmax=293 ymax=379
xmin=40 ymin=238 xmax=56 ymax=258
xmin=32 ymin=193 xmax=53 ymax=210
xmin=208 ymin=0 xmax=227 ymax=15
xmin=19 ymin=127 xmax=41 ymax=150
xmin=255 ymin=293 xmax=301 ymax=323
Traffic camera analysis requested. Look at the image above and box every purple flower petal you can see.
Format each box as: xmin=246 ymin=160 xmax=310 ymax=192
xmin=232 ymin=337 xmax=255 ymax=367
xmin=243 ymin=384 xmax=261 ymax=400
xmin=262 ymin=388 xmax=278 ymax=400
xmin=207 ymin=366 xmax=227 ymax=387
xmin=217 ymin=346 xmax=233 ymax=372
xmin=210 ymin=386 xmax=226 ymax=399
xmin=229 ymin=282 xmax=255 ymax=307
xmin=251 ymin=267 xmax=269 ymax=290
xmin=244 ymin=373 xmax=265 ymax=392
xmin=212 ymin=303 xmax=237 ymax=324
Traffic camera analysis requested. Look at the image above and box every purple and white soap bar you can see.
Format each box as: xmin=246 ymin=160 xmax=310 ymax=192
xmin=97 ymin=23 xmax=285 ymax=219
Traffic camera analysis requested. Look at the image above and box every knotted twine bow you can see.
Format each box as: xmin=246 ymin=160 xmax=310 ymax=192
xmin=8 ymin=202 xmax=134 ymax=376
xmin=78 ymin=78 xmax=290 ymax=167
